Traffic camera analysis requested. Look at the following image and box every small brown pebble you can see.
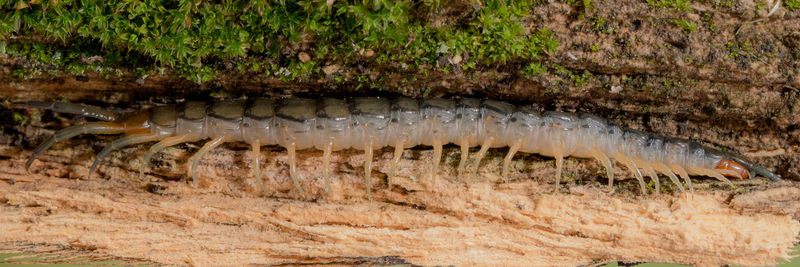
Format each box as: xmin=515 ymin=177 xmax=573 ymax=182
xmin=322 ymin=64 xmax=340 ymax=75
xmin=298 ymin=52 xmax=311 ymax=63
xmin=451 ymin=54 xmax=462 ymax=64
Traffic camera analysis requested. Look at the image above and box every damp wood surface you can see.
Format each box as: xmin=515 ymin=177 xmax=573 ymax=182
xmin=2 ymin=0 xmax=800 ymax=266
xmin=0 ymin=137 xmax=799 ymax=266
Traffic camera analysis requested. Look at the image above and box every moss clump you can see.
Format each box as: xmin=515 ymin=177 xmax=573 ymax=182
xmin=647 ymin=0 xmax=693 ymax=11
xmin=671 ymin=19 xmax=697 ymax=33
xmin=0 ymin=0 xmax=558 ymax=85
xmin=787 ymin=0 xmax=800 ymax=10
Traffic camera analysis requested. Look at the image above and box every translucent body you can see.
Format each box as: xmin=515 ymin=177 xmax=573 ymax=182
xmin=25 ymin=97 xmax=780 ymax=198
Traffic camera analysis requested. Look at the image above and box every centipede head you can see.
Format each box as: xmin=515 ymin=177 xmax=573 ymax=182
xmin=715 ymin=158 xmax=749 ymax=179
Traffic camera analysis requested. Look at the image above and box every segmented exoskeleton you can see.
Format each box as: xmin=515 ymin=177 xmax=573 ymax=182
xmin=23 ymin=97 xmax=781 ymax=198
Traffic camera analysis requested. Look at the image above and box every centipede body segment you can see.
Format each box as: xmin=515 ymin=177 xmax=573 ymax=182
xmin=22 ymin=97 xmax=781 ymax=199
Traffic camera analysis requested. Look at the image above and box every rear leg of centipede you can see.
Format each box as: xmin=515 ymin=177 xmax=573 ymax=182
xmin=141 ymin=134 xmax=191 ymax=177
xmin=21 ymin=101 xmax=119 ymax=121
xmin=89 ymin=133 xmax=160 ymax=177
xmin=188 ymin=136 xmax=226 ymax=184
xmin=26 ymin=122 xmax=126 ymax=170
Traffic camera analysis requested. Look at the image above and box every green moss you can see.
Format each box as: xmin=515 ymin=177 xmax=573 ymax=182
xmin=724 ymin=38 xmax=762 ymax=62
xmin=671 ymin=19 xmax=697 ymax=33
xmin=787 ymin=0 xmax=800 ymax=9
xmin=647 ymin=0 xmax=692 ymax=11
xmin=590 ymin=15 xmax=616 ymax=34
xmin=521 ymin=62 xmax=546 ymax=77
xmin=0 ymin=0 xmax=558 ymax=85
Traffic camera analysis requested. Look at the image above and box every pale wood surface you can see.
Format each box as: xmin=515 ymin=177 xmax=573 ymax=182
xmin=0 ymin=141 xmax=797 ymax=266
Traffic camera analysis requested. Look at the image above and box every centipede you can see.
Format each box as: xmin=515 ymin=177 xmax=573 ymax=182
xmin=20 ymin=97 xmax=781 ymax=198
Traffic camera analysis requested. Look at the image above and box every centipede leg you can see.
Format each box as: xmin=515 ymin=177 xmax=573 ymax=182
xmin=717 ymin=169 xmax=743 ymax=178
xmin=693 ymin=168 xmax=735 ymax=189
xmin=26 ymin=122 xmax=125 ymax=170
xmin=188 ymin=136 xmax=226 ymax=184
xmin=364 ymin=137 xmax=375 ymax=200
xmin=322 ymin=138 xmax=334 ymax=194
xmin=589 ymin=148 xmax=615 ymax=190
xmin=457 ymin=137 xmax=469 ymax=178
xmin=617 ymin=155 xmax=647 ymax=194
xmin=501 ymin=140 xmax=522 ymax=183
xmin=671 ymin=165 xmax=694 ymax=192
xmin=640 ymin=162 xmax=661 ymax=194
xmin=286 ymin=139 xmax=306 ymax=197
xmin=429 ymin=135 xmax=442 ymax=182
xmin=251 ymin=140 xmax=266 ymax=195
xmin=653 ymin=163 xmax=685 ymax=194
xmin=553 ymin=150 xmax=564 ymax=194
xmin=141 ymin=134 xmax=191 ymax=177
xmin=388 ymin=138 xmax=405 ymax=189
xmin=472 ymin=136 xmax=495 ymax=173
xmin=89 ymin=133 xmax=160 ymax=177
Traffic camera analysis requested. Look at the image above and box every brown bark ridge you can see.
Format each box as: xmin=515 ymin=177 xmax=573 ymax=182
xmin=2 ymin=1 xmax=800 ymax=266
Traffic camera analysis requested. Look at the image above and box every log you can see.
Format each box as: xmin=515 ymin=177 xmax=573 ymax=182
xmin=0 ymin=134 xmax=798 ymax=266
xmin=1 ymin=1 xmax=799 ymax=266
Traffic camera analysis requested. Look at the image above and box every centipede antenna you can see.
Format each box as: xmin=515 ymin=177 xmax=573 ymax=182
xmin=26 ymin=122 xmax=125 ymax=170
xmin=140 ymin=134 xmax=191 ymax=178
xmin=322 ymin=139 xmax=333 ymax=194
xmin=23 ymin=101 xmax=120 ymax=121
xmin=89 ymin=134 xmax=160 ymax=177
xmin=188 ymin=136 xmax=226 ymax=184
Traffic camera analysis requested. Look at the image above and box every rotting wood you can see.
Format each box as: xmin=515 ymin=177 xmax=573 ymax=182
xmin=1 ymin=1 xmax=799 ymax=265
xmin=0 ymin=136 xmax=798 ymax=266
